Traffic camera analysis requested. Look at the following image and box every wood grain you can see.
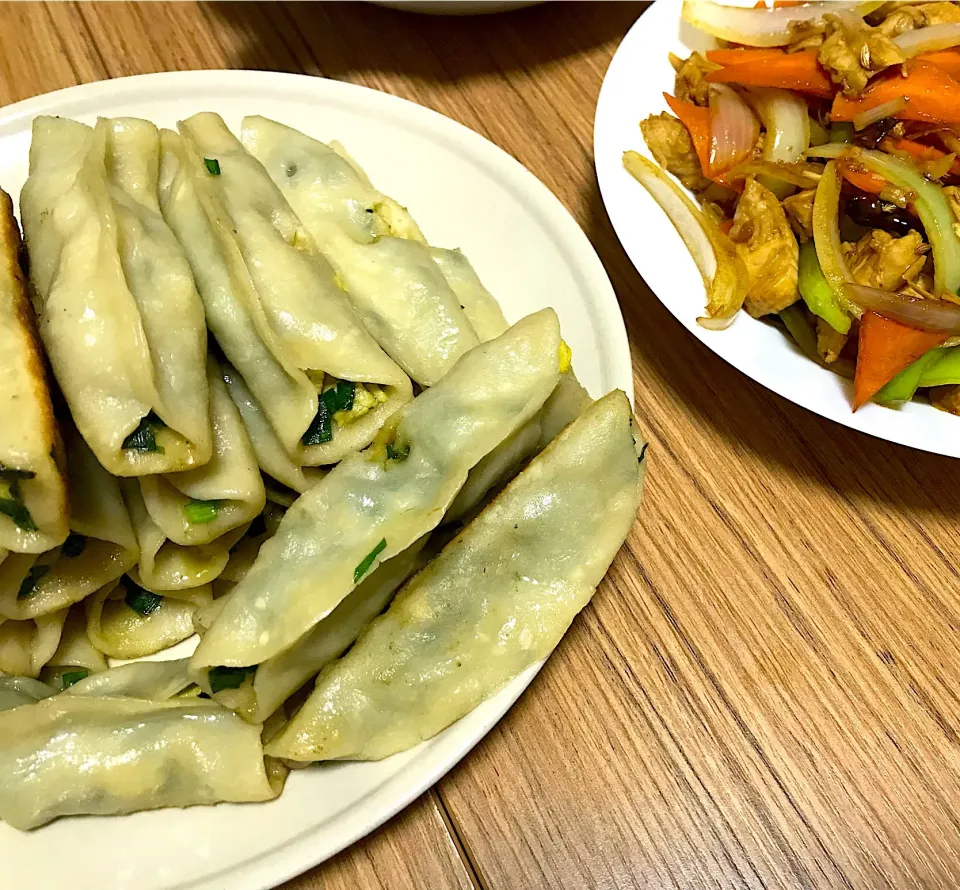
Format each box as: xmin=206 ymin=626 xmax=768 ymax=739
xmin=5 ymin=2 xmax=960 ymax=888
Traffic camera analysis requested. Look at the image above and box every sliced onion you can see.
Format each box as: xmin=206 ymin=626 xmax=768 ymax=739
xmin=852 ymin=96 xmax=908 ymax=132
xmin=813 ymin=160 xmax=861 ymax=319
xmin=845 ymin=284 xmax=960 ymax=332
xmin=681 ymin=1 xmax=884 ymax=48
xmin=623 ymin=150 xmax=748 ymax=327
xmin=805 ymin=143 xmax=852 ymax=159
xmin=709 ymin=84 xmax=760 ymax=176
xmin=744 ymin=87 xmax=811 ymax=198
xmin=896 ymin=23 xmax=960 ymax=58
xmin=727 ymin=159 xmax=823 ymax=188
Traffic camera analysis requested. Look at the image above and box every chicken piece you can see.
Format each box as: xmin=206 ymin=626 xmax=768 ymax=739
xmin=729 ymin=178 xmax=799 ymax=317
xmin=816 ymin=316 xmax=849 ymax=364
xmin=843 ymin=229 xmax=926 ymax=290
xmin=818 ymin=14 xmax=905 ymax=97
xmin=931 ymin=384 xmax=960 ymax=416
xmin=783 ymin=188 xmax=816 ymax=243
xmin=670 ymin=52 xmax=716 ymax=107
xmin=877 ymin=2 xmax=960 ymax=36
xmin=639 ymin=112 xmax=711 ymax=192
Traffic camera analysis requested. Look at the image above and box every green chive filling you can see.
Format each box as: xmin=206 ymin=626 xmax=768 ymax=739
xmin=17 ymin=564 xmax=48 ymax=600
xmin=61 ymin=533 xmax=86 ymax=558
xmin=354 ymin=538 xmax=387 ymax=583
xmin=208 ymin=665 xmax=256 ymax=694
xmin=122 ymin=411 xmax=166 ymax=453
xmin=385 ymin=442 xmax=410 ymax=462
xmin=204 ymin=158 xmax=221 ymax=175
xmin=123 ymin=578 xmax=163 ymax=617
xmin=183 ymin=499 xmax=220 ymax=525
xmin=60 ymin=669 xmax=89 ymax=689
xmin=301 ymin=380 xmax=356 ymax=446
xmin=0 ymin=467 xmax=37 ymax=532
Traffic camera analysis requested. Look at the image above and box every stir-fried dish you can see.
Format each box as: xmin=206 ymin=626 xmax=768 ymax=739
xmin=625 ymin=0 xmax=960 ymax=413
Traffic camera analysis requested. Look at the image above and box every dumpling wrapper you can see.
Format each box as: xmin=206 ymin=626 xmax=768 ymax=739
xmin=20 ymin=116 xmax=211 ymax=476
xmin=429 ymin=247 xmax=509 ymax=343
xmin=40 ymin=604 xmax=108 ymax=688
xmin=157 ymin=128 xmax=319 ymax=460
xmin=0 ymin=188 xmax=68 ymax=554
xmin=220 ymin=362 xmax=325 ymax=494
xmin=62 ymin=657 xmax=193 ymax=700
xmin=0 ymin=695 xmax=281 ymax=830
xmin=242 ymin=116 xmax=480 ymax=386
xmin=139 ymin=358 xmax=266 ymax=547
xmin=122 ymin=479 xmax=247 ymax=591
xmin=0 ymin=426 xmax=138 ymax=621
xmin=0 ymin=674 xmax=54 ymax=711
xmin=0 ymin=609 xmax=66 ymax=678
xmin=191 ymin=309 xmax=562 ymax=676
xmin=213 ymin=534 xmax=431 ymax=723
xmin=85 ymin=576 xmax=212 ymax=659
xmin=172 ymin=113 xmax=413 ymax=465
xmin=267 ymin=390 xmax=645 ymax=762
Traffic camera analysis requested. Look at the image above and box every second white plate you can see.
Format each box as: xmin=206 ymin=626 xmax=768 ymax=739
xmin=0 ymin=69 xmax=630 ymax=890
xmin=595 ymin=0 xmax=960 ymax=459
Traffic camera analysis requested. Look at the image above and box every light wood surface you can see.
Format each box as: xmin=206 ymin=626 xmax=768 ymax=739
xmin=4 ymin=2 xmax=960 ymax=888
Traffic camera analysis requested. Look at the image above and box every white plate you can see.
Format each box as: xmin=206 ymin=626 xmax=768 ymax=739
xmin=595 ymin=0 xmax=960 ymax=459
xmin=0 ymin=70 xmax=630 ymax=890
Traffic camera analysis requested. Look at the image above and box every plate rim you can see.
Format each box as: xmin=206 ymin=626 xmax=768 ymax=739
xmin=0 ymin=68 xmax=631 ymax=889
xmin=594 ymin=0 xmax=960 ymax=460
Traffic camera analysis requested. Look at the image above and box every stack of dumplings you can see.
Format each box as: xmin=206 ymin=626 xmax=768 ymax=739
xmin=0 ymin=111 xmax=646 ymax=831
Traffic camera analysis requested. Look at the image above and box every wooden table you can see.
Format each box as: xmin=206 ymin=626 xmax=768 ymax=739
xmin=7 ymin=2 xmax=960 ymax=887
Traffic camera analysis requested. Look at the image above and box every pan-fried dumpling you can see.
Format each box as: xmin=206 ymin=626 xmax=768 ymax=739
xmin=0 ymin=188 xmax=67 ymax=555
xmin=20 ymin=116 xmax=211 ymax=476
xmin=0 ymin=426 xmax=138 ymax=621
xmin=191 ymin=309 xmax=562 ymax=678
xmin=267 ymin=390 xmax=645 ymax=762
xmin=220 ymin=362 xmax=325 ymax=494
xmin=0 ymin=695 xmax=282 ymax=830
xmin=39 ymin=604 xmax=108 ymax=689
xmin=138 ymin=358 xmax=265 ymax=547
xmin=0 ymin=609 xmax=66 ymax=678
xmin=211 ymin=534 xmax=430 ymax=723
xmin=242 ymin=115 xmax=481 ymax=386
xmin=165 ymin=113 xmax=413 ymax=466
xmin=121 ymin=479 xmax=247 ymax=592
xmin=85 ymin=575 xmax=212 ymax=659
xmin=429 ymin=247 xmax=509 ymax=343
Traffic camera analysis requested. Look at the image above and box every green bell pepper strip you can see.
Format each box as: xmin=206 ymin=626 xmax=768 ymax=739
xmin=917 ymin=346 xmax=960 ymax=388
xmin=829 ymin=122 xmax=853 ymax=144
xmin=798 ymin=241 xmax=851 ymax=334
xmin=779 ymin=303 xmax=819 ymax=359
xmin=874 ymin=349 xmax=944 ymax=405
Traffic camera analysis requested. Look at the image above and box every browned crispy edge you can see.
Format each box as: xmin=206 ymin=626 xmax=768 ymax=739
xmin=0 ymin=188 xmax=68 ymax=502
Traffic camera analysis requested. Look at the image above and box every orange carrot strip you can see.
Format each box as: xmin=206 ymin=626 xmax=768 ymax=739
xmin=663 ymin=93 xmax=740 ymax=190
xmin=832 ymin=61 xmax=960 ymax=126
xmin=918 ymin=50 xmax=960 ymax=82
xmin=664 ymin=92 xmax=711 ymax=175
xmin=880 ymin=136 xmax=960 ymax=176
xmin=836 ymin=157 xmax=888 ymax=197
xmin=706 ymin=50 xmax=834 ymax=98
xmin=705 ymin=48 xmax=787 ymax=67
xmin=853 ymin=313 xmax=949 ymax=410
